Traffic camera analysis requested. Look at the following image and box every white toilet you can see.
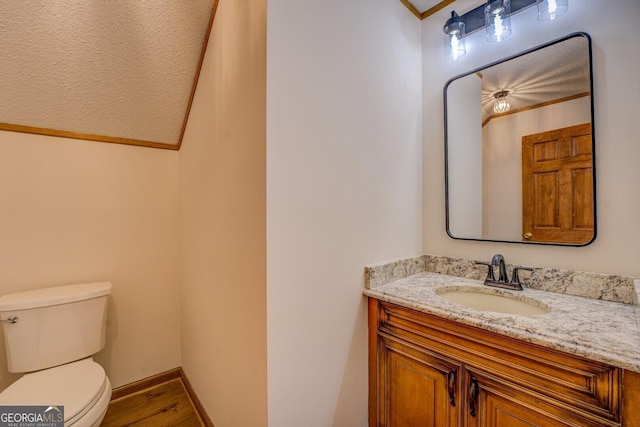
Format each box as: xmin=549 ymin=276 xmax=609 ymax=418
xmin=0 ymin=282 xmax=112 ymax=427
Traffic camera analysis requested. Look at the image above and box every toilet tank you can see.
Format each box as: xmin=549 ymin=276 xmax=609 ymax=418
xmin=0 ymin=282 xmax=111 ymax=373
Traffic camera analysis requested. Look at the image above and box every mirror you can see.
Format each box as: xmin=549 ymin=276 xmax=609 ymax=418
xmin=444 ymin=33 xmax=595 ymax=246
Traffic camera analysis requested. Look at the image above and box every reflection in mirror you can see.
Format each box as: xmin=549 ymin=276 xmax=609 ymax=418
xmin=445 ymin=33 xmax=595 ymax=245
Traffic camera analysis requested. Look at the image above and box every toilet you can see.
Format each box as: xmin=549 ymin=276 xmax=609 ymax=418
xmin=0 ymin=282 xmax=112 ymax=427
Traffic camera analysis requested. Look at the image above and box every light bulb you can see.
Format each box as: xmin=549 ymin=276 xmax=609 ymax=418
xmin=443 ymin=12 xmax=466 ymax=60
xmin=485 ymin=0 xmax=511 ymax=43
xmin=537 ymin=0 xmax=568 ymax=21
xmin=446 ymin=32 xmax=466 ymax=60
xmin=493 ymin=91 xmax=511 ymax=114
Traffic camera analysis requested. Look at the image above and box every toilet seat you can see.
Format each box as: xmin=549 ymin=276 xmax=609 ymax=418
xmin=0 ymin=358 xmax=111 ymax=426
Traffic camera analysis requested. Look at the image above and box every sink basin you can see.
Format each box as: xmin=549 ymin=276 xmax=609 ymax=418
xmin=435 ymin=286 xmax=549 ymax=316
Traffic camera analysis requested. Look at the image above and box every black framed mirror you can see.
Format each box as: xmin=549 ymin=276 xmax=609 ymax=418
xmin=444 ymin=32 xmax=595 ymax=246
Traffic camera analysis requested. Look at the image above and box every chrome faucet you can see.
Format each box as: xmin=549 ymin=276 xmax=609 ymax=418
xmin=476 ymin=254 xmax=533 ymax=291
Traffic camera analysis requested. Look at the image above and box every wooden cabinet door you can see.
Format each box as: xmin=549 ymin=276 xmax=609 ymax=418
xmin=464 ymin=370 xmax=617 ymax=427
xmin=378 ymin=336 xmax=459 ymax=427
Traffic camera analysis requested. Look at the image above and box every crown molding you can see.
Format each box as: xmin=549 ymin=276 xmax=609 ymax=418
xmin=401 ymin=0 xmax=457 ymax=20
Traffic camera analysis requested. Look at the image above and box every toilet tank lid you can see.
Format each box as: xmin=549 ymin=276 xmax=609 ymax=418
xmin=0 ymin=282 xmax=112 ymax=311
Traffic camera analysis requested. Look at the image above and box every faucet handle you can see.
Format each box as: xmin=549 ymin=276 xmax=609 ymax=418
xmin=475 ymin=261 xmax=495 ymax=282
xmin=510 ymin=266 xmax=533 ymax=288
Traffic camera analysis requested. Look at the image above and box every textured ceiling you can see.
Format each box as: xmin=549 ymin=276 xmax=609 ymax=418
xmin=0 ymin=1 xmax=215 ymax=147
xmin=480 ymin=35 xmax=591 ymax=122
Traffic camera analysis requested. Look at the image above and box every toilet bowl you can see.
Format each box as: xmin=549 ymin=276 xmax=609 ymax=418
xmin=0 ymin=358 xmax=111 ymax=427
xmin=0 ymin=282 xmax=112 ymax=427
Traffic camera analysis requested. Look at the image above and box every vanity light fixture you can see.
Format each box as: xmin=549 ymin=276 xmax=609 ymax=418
xmin=443 ymin=0 xmax=569 ymax=60
xmin=492 ymin=90 xmax=511 ymax=113
xmin=536 ymin=0 xmax=568 ymax=21
xmin=444 ymin=12 xmax=467 ymax=60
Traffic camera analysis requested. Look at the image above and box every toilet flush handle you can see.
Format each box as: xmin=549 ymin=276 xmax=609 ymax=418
xmin=0 ymin=315 xmax=18 ymax=324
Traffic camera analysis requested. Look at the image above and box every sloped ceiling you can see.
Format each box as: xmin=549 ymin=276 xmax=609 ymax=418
xmin=0 ymin=1 xmax=216 ymax=149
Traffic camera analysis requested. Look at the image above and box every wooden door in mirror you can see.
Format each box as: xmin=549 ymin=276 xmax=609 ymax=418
xmin=522 ymin=123 xmax=594 ymax=244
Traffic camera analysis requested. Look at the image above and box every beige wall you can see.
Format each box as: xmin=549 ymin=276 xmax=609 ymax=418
xmin=179 ymin=0 xmax=267 ymax=425
xmin=423 ymin=0 xmax=640 ymax=276
xmin=0 ymin=133 xmax=181 ymax=390
xmin=266 ymin=0 xmax=422 ymax=425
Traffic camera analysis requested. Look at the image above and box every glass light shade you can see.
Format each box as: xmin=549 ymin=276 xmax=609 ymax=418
xmin=445 ymin=32 xmax=466 ymax=60
xmin=537 ymin=0 xmax=568 ymax=21
xmin=443 ymin=12 xmax=466 ymax=60
xmin=485 ymin=0 xmax=511 ymax=43
xmin=493 ymin=91 xmax=511 ymax=113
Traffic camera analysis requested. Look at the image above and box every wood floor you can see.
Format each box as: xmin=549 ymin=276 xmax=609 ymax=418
xmin=102 ymin=377 xmax=206 ymax=426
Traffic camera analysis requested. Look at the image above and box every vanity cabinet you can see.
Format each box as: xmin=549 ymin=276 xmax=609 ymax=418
xmin=368 ymin=298 xmax=640 ymax=427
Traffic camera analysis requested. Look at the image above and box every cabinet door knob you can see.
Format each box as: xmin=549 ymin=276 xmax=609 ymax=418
xmin=524 ymin=232 xmax=533 ymax=240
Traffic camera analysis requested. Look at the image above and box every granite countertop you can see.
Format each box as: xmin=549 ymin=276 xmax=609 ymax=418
xmin=364 ymin=272 xmax=640 ymax=373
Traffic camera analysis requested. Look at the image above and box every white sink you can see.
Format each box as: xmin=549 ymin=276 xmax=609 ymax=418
xmin=435 ymin=286 xmax=549 ymax=316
